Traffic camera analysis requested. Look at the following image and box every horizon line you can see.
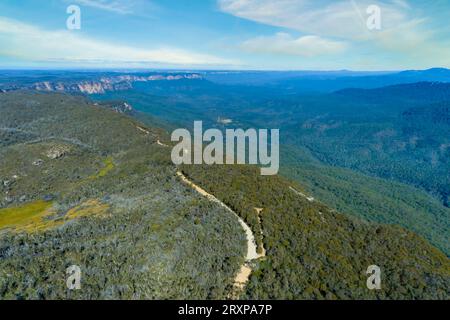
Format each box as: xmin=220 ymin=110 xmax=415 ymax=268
xmin=0 ymin=67 xmax=449 ymax=73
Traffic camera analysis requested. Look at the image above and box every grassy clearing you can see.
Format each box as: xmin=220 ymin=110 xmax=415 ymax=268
xmin=0 ymin=200 xmax=54 ymax=232
xmin=88 ymin=157 xmax=115 ymax=180
xmin=65 ymin=199 xmax=110 ymax=220
xmin=0 ymin=199 xmax=109 ymax=233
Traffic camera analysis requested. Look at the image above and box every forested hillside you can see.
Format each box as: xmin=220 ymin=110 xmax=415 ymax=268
xmin=0 ymin=92 xmax=245 ymax=299
xmin=281 ymin=146 xmax=450 ymax=256
xmin=181 ymin=164 xmax=450 ymax=299
xmin=0 ymin=91 xmax=448 ymax=300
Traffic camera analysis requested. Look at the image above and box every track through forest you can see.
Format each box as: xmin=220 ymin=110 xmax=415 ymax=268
xmin=176 ymin=171 xmax=264 ymax=297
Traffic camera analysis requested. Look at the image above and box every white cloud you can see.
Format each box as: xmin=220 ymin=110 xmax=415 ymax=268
xmin=391 ymin=0 xmax=411 ymax=9
xmin=241 ymin=32 xmax=347 ymax=57
xmin=219 ymin=0 xmax=450 ymax=66
xmin=72 ymin=0 xmax=135 ymax=14
xmin=0 ymin=17 xmax=235 ymax=68
xmin=219 ymin=0 xmax=408 ymax=39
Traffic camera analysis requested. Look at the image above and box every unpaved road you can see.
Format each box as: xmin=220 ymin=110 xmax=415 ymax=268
xmin=176 ymin=171 xmax=259 ymax=260
xmin=176 ymin=171 xmax=264 ymax=297
xmin=289 ymin=186 xmax=315 ymax=202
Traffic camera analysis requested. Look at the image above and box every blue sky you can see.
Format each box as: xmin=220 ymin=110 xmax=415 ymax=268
xmin=0 ymin=0 xmax=449 ymax=70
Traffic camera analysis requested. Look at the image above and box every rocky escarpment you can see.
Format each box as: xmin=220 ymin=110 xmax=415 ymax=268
xmin=1 ymin=73 xmax=203 ymax=95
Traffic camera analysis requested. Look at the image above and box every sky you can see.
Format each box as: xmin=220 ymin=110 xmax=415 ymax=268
xmin=0 ymin=0 xmax=449 ymax=70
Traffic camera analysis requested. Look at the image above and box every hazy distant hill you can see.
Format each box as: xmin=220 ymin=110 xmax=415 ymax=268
xmin=336 ymin=82 xmax=450 ymax=103
xmin=204 ymin=68 xmax=450 ymax=94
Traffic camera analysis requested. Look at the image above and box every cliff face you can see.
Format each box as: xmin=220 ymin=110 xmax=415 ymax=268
xmin=32 ymin=81 xmax=116 ymax=94
xmin=4 ymin=73 xmax=203 ymax=95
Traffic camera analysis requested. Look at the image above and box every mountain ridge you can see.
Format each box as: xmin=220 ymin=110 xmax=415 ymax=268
xmin=0 ymin=73 xmax=202 ymax=94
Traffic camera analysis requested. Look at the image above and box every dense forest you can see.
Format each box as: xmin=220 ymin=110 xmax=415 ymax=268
xmin=181 ymin=164 xmax=449 ymax=299
xmin=0 ymin=92 xmax=245 ymax=299
xmin=0 ymin=90 xmax=448 ymax=300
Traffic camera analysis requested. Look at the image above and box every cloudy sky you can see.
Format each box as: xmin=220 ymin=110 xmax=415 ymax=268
xmin=0 ymin=0 xmax=449 ymax=70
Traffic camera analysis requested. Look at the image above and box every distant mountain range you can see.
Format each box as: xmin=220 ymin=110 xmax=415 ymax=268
xmin=1 ymin=68 xmax=450 ymax=95
xmin=336 ymin=81 xmax=450 ymax=103
xmin=204 ymin=68 xmax=450 ymax=93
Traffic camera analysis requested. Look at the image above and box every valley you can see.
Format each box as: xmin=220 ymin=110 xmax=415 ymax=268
xmin=88 ymin=71 xmax=450 ymax=256
xmin=0 ymin=70 xmax=449 ymax=300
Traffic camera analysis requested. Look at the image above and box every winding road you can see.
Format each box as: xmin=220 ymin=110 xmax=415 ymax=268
xmin=176 ymin=171 xmax=264 ymax=297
